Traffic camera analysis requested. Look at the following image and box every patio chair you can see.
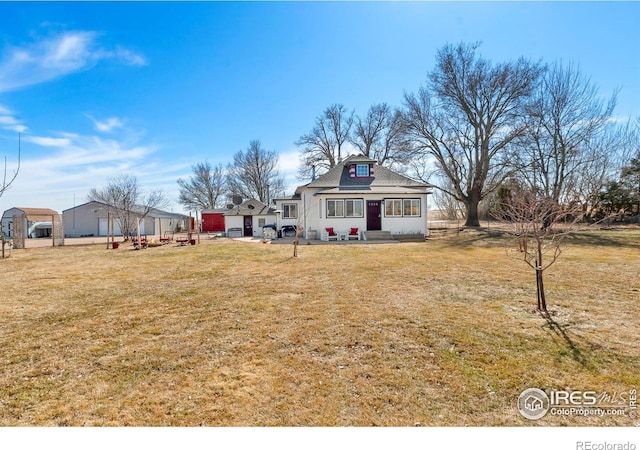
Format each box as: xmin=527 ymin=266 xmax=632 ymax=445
xmin=346 ymin=227 xmax=361 ymax=240
xmin=321 ymin=227 xmax=339 ymax=241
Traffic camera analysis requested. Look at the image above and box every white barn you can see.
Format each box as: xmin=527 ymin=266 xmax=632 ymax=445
xmin=63 ymin=201 xmax=188 ymax=238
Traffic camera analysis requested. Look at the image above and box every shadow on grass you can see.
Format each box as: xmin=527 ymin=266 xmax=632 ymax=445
xmin=564 ymin=230 xmax=640 ymax=249
xmin=542 ymin=315 xmax=591 ymax=368
xmin=275 ymin=256 xmax=296 ymax=265
xmin=435 ymin=227 xmax=640 ymax=250
xmin=434 ymin=229 xmax=510 ymax=248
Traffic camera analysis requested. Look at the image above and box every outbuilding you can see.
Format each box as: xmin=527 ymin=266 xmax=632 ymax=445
xmin=63 ymin=201 xmax=189 ymax=238
xmin=224 ymin=199 xmax=276 ymax=238
xmin=1 ymin=207 xmax=60 ymax=239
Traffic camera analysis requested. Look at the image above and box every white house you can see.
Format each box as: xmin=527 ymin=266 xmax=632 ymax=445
xmin=223 ymin=199 xmax=277 ymax=238
xmin=62 ymin=201 xmax=188 ymax=238
xmin=273 ymin=155 xmax=433 ymax=240
xmin=1 ymin=207 xmax=60 ymax=238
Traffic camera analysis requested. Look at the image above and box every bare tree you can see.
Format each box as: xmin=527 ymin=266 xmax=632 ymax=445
xmin=0 ymin=133 xmax=20 ymax=201
xmin=88 ymin=174 xmax=168 ymax=241
xmin=296 ymin=104 xmax=354 ymax=178
xmin=351 ymin=103 xmax=410 ymax=167
xmin=495 ymin=184 xmax=588 ymax=314
xmin=516 ymin=62 xmax=619 ymax=224
xmin=177 ymin=161 xmax=225 ymax=211
xmin=1 ymin=134 xmax=20 ymax=257
xmin=226 ymin=140 xmax=285 ymax=204
xmin=402 ymin=42 xmax=543 ymax=227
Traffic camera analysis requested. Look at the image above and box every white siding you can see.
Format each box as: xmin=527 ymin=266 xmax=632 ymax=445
xmin=302 ymin=192 xmax=428 ymax=238
xmin=274 ymin=200 xmax=302 ymax=229
xmin=225 ymin=215 xmax=243 ymax=233
xmin=63 ymin=203 xmax=107 ymax=237
xmin=1 ymin=207 xmax=23 ymax=238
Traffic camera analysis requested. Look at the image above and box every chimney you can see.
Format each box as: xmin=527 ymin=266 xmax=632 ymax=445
xmin=311 ymin=165 xmax=316 ymax=181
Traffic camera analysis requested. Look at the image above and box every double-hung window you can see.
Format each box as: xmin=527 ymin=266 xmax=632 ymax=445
xmin=385 ymin=199 xmax=403 ymax=217
xmin=282 ymin=203 xmax=297 ymax=219
xmin=345 ymin=199 xmax=363 ymax=217
xmin=403 ymin=199 xmax=421 ymax=217
xmin=327 ymin=200 xmax=344 ymax=218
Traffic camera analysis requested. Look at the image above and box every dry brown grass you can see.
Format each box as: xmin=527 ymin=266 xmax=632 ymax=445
xmin=0 ymin=229 xmax=638 ymax=426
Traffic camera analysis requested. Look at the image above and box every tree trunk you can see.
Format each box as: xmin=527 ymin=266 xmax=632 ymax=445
xmin=464 ymin=195 xmax=481 ymax=227
xmin=535 ymin=256 xmax=548 ymax=314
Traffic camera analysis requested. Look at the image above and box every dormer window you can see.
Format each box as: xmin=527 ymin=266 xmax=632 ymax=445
xmin=356 ymin=164 xmax=370 ymax=177
xmin=348 ymin=162 xmax=375 ymax=178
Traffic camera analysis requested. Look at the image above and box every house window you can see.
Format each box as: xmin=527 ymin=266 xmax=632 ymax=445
xmin=385 ymin=199 xmax=421 ymax=217
xmin=327 ymin=199 xmax=364 ymax=218
xmin=403 ymin=199 xmax=421 ymax=217
xmin=356 ymin=164 xmax=370 ymax=177
xmin=385 ymin=199 xmax=403 ymax=217
xmin=282 ymin=203 xmax=297 ymax=219
xmin=327 ymin=200 xmax=344 ymax=218
xmin=258 ymin=218 xmax=266 ymax=227
xmin=345 ymin=199 xmax=363 ymax=217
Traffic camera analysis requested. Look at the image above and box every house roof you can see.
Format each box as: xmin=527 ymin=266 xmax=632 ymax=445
xmin=202 ymin=208 xmax=231 ymax=214
xmin=295 ymin=154 xmax=433 ymax=194
xmin=143 ymin=207 xmax=189 ymax=220
xmin=3 ymin=207 xmax=59 ymax=220
xmin=272 ymin=194 xmax=301 ymax=202
xmin=224 ymin=198 xmax=275 ymax=216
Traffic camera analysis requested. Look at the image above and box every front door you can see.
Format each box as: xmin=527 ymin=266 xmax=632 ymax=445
xmin=367 ymin=201 xmax=381 ymax=231
xmin=243 ymin=216 xmax=253 ymax=237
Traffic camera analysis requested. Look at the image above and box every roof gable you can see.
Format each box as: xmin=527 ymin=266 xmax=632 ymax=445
xmin=3 ymin=207 xmax=59 ymax=220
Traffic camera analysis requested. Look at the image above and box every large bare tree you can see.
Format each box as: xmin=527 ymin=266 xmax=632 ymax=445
xmin=226 ymin=140 xmax=285 ymax=204
xmin=177 ymin=161 xmax=225 ymax=211
xmin=516 ymin=62 xmax=619 ymax=223
xmin=351 ymin=103 xmax=410 ymax=167
xmin=296 ymin=103 xmax=354 ymax=178
xmin=88 ymin=174 xmax=167 ymax=240
xmin=402 ymin=42 xmax=543 ymax=227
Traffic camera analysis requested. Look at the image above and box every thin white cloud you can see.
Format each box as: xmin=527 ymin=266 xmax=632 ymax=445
xmin=0 ymin=104 xmax=28 ymax=132
xmin=86 ymin=114 xmax=125 ymax=133
xmin=3 ymin=128 xmax=161 ymax=211
xmin=0 ymin=30 xmax=147 ymax=93
xmin=23 ymin=136 xmax=72 ymax=147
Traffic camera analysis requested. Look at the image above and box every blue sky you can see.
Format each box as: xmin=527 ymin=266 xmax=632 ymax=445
xmin=0 ymin=1 xmax=638 ymax=215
